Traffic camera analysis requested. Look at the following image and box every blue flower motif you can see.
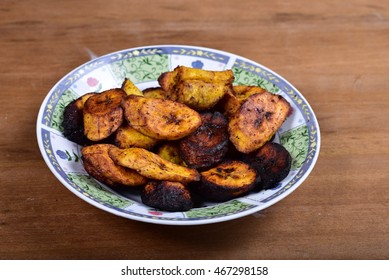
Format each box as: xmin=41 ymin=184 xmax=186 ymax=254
xmin=56 ymin=150 xmax=68 ymax=160
xmin=191 ymin=60 xmax=204 ymax=69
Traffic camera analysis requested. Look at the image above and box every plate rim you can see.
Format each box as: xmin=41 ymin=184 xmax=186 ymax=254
xmin=36 ymin=44 xmax=321 ymax=225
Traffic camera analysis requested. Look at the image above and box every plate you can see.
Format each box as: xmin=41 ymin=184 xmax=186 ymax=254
xmin=36 ymin=45 xmax=320 ymax=225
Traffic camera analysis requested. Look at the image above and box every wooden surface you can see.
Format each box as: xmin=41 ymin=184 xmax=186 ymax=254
xmin=1 ymin=0 xmax=388 ymax=260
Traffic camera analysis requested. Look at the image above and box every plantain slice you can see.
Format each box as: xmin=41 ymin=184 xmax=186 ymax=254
xmin=233 ymin=85 xmax=267 ymax=100
xmin=244 ymin=142 xmax=292 ymax=189
xmin=157 ymin=142 xmax=187 ymax=166
xmin=81 ymin=144 xmax=147 ymax=187
xmin=114 ymin=123 xmax=158 ymax=149
xmin=141 ymin=181 xmax=193 ymax=212
xmin=62 ymin=92 xmax=95 ymax=145
xmin=177 ymin=65 xmax=234 ymax=83
xmin=228 ymin=91 xmax=291 ymax=153
xmin=121 ymin=95 xmax=201 ymax=140
xmin=121 ymin=78 xmax=143 ymax=96
xmin=179 ymin=111 xmax=229 ymax=169
xmin=142 ymin=87 xmax=169 ymax=99
xmin=109 ymin=146 xmax=200 ymax=184
xmin=158 ymin=65 xmax=234 ymax=111
xmin=175 ymin=79 xmax=233 ymax=111
xmin=198 ymin=160 xmax=257 ymax=202
xmin=83 ymin=88 xmax=126 ymax=141
xmin=157 ymin=69 xmax=179 ymax=100
xmin=219 ymin=86 xmax=267 ymax=118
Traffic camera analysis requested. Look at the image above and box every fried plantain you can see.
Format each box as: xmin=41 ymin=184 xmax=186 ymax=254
xmin=228 ymin=91 xmax=291 ymax=153
xmin=157 ymin=142 xmax=187 ymax=166
xmin=245 ymin=142 xmax=292 ymax=189
xmin=176 ymin=80 xmax=234 ymax=111
xmin=142 ymin=87 xmax=168 ymax=99
xmin=157 ymin=69 xmax=179 ymax=100
xmin=83 ymin=88 xmax=126 ymax=141
xmin=81 ymin=144 xmax=147 ymax=187
xmin=113 ymin=123 xmax=158 ymax=149
xmin=158 ymin=66 xmax=234 ymax=110
xmin=121 ymin=78 xmax=143 ymax=96
xmin=141 ymin=181 xmax=193 ymax=212
xmin=178 ymin=65 xmax=234 ymax=83
xmin=233 ymin=85 xmax=267 ymax=100
xmin=217 ymin=91 xmax=240 ymax=118
xmin=219 ymin=86 xmax=267 ymax=118
xmin=109 ymin=146 xmax=200 ymax=184
xmin=197 ymin=160 xmax=257 ymax=202
xmin=62 ymin=93 xmax=95 ymax=145
xmin=121 ymin=95 xmax=201 ymax=140
xmin=179 ymin=111 xmax=229 ymax=169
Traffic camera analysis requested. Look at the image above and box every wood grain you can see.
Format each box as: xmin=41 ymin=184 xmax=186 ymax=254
xmin=0 ymin=0 xmax=388 ymax=260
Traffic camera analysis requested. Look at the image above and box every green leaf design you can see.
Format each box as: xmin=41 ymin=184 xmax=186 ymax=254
xmin=280 ymin=125 xmax=309 ymax=169
xmin=232 ymin=67 xmax=280 ymax=93
xmin=67 ymin=173 xmax=133 ymax=209
xmin=186 ymin=200 xmax=253 ymax=218
xmin=110 ymin=54 xmax=169 ymax=84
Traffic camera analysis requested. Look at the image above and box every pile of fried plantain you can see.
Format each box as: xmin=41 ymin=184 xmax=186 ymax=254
xmin=62 ymin=66 xmax=293 ymax=212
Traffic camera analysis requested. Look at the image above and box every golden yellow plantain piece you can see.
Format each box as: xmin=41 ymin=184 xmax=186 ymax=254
xmin=121 ymin=95 xmax=201 ymax=140
xmin=109 ymin=146 xmax=200 ymax=184
xmin=228 ymin=91 xmax=291 ymax=153
xmin=81 ymin=144 xmax=147 ymax=187
xmin=198 ymin=160 xmax=257 ymax=202
xmin=158 ymin=65 xmax=234 ymax=110
xmin=221 ymin=86 xmax=267 ymax=117
xmin=83 ymin=88 xmax=126 ymax=141
xmin=233 ymin=85 xmax=267 ymax=100
xmin=218 ymin=85 xmax=266 ymax=117
xmin=176 ymin=65 xmax=233 ymax=84
xmin=175 ymin=79 xmax=232 ymax=111
xmin=142 ymin=87 xmax=168 ymax=99
xmin=157 ymin=69 xmax=179 ymax=99
xmin=157 ymin=142 xmax=187 ymax=166
xmin=113 ymin=123 xmax=158 ymax=149
xmin=121 ymin=78 xmax=143 ymax=96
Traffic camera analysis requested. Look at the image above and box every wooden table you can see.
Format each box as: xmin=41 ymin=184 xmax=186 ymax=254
xmin=1 ymin=0 xmax=388 ymax=260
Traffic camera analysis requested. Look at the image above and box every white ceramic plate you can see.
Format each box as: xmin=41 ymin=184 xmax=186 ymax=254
xmin=36 ymin=45 xmax=320 ymax=225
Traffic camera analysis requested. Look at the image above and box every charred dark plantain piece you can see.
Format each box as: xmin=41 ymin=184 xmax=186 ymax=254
xmin=245 ymin=142 xmax=292 ymax=189
xmin=141 ymin=181 xmax=193 ymax=212
xmin=62 ymin=93 xmax=95 ymax=145
xmin=179 ymin=111 xmax=229 ymax=169
xmin=81 ymin=144 xmax=147 ymax=187
xmin=197 ymin=160 xmax=257 ymax=202
xmin=83 ymin=88 xmax=126 ymax=141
